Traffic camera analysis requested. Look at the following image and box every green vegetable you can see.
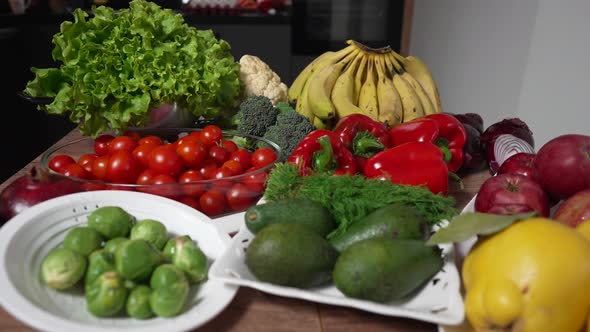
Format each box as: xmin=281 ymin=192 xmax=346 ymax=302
xmin=264 ymin=163 xmax=458 ymax=238
xmin=115 ymin=239 xmax=165 ymax=283
xmin=86 ymin=271 xmax=129 ymax=317
xmin=63 ymin=227 xmax=104 ymax=256
xmin=233 ymin=96 xmax=279 ymax=138
xmin=260 ymin=109 xmax=315 ymax=157
xmin=163 ymin=235 xmax=208 ymax=283
xmin=103 ymin=237 xmax=130 ymax=255
xmin=24 ymin=0 xmax=241 ymax=137
xmin=87 ymin=206 xmax=135 ymax=239
xmin=41 ymin=247 xmax=87 ymax=290
xmin=149 ymin=264 xmax=190 ymax=317
xmin=85 ymin=249 xmax=115 ymax=285
xmin=126 ymin=285 xmax=154 ymax=319
xmin=130 ymin=219 xmax=168 ymax=250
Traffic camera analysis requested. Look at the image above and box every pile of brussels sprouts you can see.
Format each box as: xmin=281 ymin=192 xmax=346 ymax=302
xmin=40 ymin=206 xmax=208 ymax=319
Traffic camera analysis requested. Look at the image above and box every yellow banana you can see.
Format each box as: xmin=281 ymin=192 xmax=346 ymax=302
xmin=389 ymin=56 xmax=425 ymax=122
xmin=386 ymin=54 xmax=436 ymax=116
xmin=331 ymin=53 xmax=365 ymax=120
xmin=353 ymin=54 xmax=369 ymax=105
xmin=375 ymin=55 xmax=403 ymax=126
xmin=400 ymin=55 xmax=443 ymax=114
xmin=357 ymin=55 xmax=379 ymax=121
xmin=288 ymin=45 xmax=356 ymax=102
xmin=307 ymin=49 xmax=360 ymax=120
xmin=295 ymin=76 xmax=316 ymax=125
xmin=313 ymin=117 xmax=329 ymax=129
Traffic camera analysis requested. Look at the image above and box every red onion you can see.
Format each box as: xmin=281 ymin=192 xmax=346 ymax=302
xmin=480 ymin=118 xmax=535 ymax=174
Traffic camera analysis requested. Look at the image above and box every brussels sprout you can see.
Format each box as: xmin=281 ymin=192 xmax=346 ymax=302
xmin=149 ymin=264 xmax=190 ymax=318
xmin=41 ymin=247 xmax=87 ymax=290
xmin=163 ymin=235 xmax=208 ymax=283
xmin=85 ymin=249 xmax=115 ymax=286
xmin=115 ymin=239 xmax=164 ymax=283
xmin=87 ymin=206 xmax=135 ymax=239
xmin=130 ymin=219 xmax=168 ymax=250
xmin=126 ymin=285 xmax=154 ymax=319
xmin=63 ymin=227 xmax=103 ymax=256
xmin=103 ymin=237 xmax=130 ymax=255
xmin=86 ymin=271 xmax=129 ymax=317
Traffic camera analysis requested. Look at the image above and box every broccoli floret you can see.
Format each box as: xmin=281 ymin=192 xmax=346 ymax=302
xmin=261 ymin=110 xmax=315 ymax=157
xmin=234 ymin=96 xmax=279 ymax=137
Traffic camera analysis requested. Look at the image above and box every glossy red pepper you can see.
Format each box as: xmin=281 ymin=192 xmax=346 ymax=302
xmin=287 ymin=130 xmax=357 ymax=176
xmin=389 ymin=113 xmax=467 ymax=173
xmin=363 ymin=141 xmax=449 ymax=195
xmin=333 ymin=114 xmax=393 ymax=157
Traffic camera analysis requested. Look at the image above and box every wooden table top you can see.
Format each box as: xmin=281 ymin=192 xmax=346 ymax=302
xmin=0 ymin=128 xmax=490 ymax=332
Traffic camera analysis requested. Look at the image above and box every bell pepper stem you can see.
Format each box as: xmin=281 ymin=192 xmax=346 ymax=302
xmin=312 ymin=135 xmax=336 ymax=172
xmin=448 ymin=172 xmax=464 ymax=190
xmin=435 ymin=137 xmax=452 ymax=163
xmin=353 ymin=131 xmax=386 ymax=157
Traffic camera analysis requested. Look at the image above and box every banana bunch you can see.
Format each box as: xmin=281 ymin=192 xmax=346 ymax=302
xmin=288 ymin=40 xmax=443 ymax=128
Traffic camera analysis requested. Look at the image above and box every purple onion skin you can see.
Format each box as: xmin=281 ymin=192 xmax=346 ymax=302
xmin=452 ymin=113 xmax=484 ymax=134
xmin=461 ymin=123 xmax=486 ymax=171
xmin=480 ymin=118 xmax=535 ymax=174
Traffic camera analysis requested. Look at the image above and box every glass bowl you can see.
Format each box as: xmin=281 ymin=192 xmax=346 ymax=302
xmin=39 ymin=128 xmax=282 ymax=219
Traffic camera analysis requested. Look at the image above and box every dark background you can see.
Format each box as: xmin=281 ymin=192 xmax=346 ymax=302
xmin=0 ymin=0 xmax=404 ymax=183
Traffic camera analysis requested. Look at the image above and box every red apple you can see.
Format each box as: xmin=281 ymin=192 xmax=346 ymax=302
xmin=532 ymin=134 xmax=590 ymax=200
xmin=497 ymin=152 xmax=536 ymax=178
xmin=553 ymin=188 xmax=590 ymax=227
xmin=475 ymin=173 xmax=550 ymax=217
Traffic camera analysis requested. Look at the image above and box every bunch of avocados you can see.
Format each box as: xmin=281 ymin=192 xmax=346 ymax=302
xmin=40 ymin=206 xmax=208 ymax=319
xmin=244 ymin=199 xmax=445 ymax=303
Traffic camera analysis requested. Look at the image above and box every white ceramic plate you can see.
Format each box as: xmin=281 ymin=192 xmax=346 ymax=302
xmin=210 ymin=210 xmax=248 ymax=235
xmin=209 ymin=223 xmax=465 ymax=326
xmin=0 ymin=190 xmax=239 ymax=332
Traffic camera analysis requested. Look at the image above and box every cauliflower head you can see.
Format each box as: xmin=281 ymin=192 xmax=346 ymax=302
xmin=239 ymin=55 xmax=288 ymax=105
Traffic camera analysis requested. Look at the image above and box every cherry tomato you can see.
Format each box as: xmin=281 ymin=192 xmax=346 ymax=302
xmin=138 ymin=135 xmax=163 ymax=146
xmin=208 ymin=145 xmax=230 ymax=167
xmin=148 ymin=174 xmax=180 ymax=198
xmin=94 ymin=134 xmax=114 ymax=156
xmin=199 ymin=125 xmax=223 ymax=148
xmin=198 ymin=160 xmax=218 ymax=179
xmin=176 ymin=141 xmax=207 ymax=167
xmin=177 ymin=196 xmax=200 ymax=210
xmin=77 ymin=154 xmax=98 ymax=174
xmin=148 ymin=145 xmax=185 ymax=177
xmin=212 ymin=167 xmax=235 ymax=192
xmin=62 ymin=163 xmax=91 ymax=180
xmin=221 ymin=140 xmax=239 ymax=153
xmin=81 ymin=183 xmax=107 ymax=191
xmin=136 ymin=169 xmax=157 ymax=185
xmin=251 ymin=147 xmax=277 ymax=168
xmin=108 ymin=136 xmax=138 ymax=155
xmin=221 ymin=160 xmax=243 ymax=176
xmin=105 ymin=184 xmax=136 ymax=192
xmin=199 ymin=189 xmax=226 ymax=216
xmin=132 ymin=143 xmax=158 ymax=168
xmin=242 ymin=170 xmax=269 ymax=193
xmin=230 ymin=149 xmax=252 ymax=171
xmin=123 ymin=130 xmax=141 ymax=142
xmin=175 ymin=134 xmax=201 ymax=148
xmin=107 ymin=152 xmax=141 ymax=183
xmin=226 ymin=183 xmax=258 ymax=212
xmin=92 ymin=155 xmax=110 ymax=180
xmin=178 ymin=170 xmax=206 ymax=197
xmin=48 ymin=155 xmax=75 ymax=173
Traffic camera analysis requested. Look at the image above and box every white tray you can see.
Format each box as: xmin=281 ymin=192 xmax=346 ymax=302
xmin=209 ymin=223 xmax=465 ymax=326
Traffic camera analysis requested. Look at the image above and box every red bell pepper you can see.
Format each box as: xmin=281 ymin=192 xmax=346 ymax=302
xmin=287 ymin=129 xmax=357 ymax=176
xmin=389 ymin=113 xmax=467 ymax=173
xmin=333 ymin=114 xmax=393 ymax=157
xmin=363 ymin=141 xmax=450 ymax=195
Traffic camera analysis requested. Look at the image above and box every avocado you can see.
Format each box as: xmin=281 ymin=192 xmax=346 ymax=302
xmin=245 ymin=223 xmax=339 ymax=288
xmin=244 ymin=198 xmax=336 ymax=236
xmin=329 ymin=203 xmax=429 ymax=252
xmin=333 ymin=238 xmax=443 ymax=303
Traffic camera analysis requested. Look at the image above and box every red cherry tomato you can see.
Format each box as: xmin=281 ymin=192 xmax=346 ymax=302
xmin=226 ymin=183 xmax=258 ymax=212
xmin=221 ymin=140 xmax=239 ymax=153
xmin=230 ymin=149 xmax=252 ymax=171
xmin=48 ymin=155 xmax=76 ymax=173
xmin=147 ymin=174 xmax=180 ymax=198
xmin=61 ymin=163 xmax=91 ymax=180
xmin=77 ymin=154 xmax=98 ymax=174
xmin=138 ymin=135 xmax=163 ymax=146
xmin=199 ymin=189 xmax=226 ymax=216
xmin=136 ymin=169 xmax=157 ymax=185
xmin=132 ymin=143 xmax=158 ymax=168
xmin=212 ymin=167 xmax=235 ymax=192
xmin=148 ymin=145 xmax=185 ymax=177
xmin=92 ymin=155 xmax=110 ymax=180
xmin=222 ymin=160 xmax=243 ymax=176
xmin=242 ymin=170 xmax=269 ymax=193
xmin=177 ymin=196 xmax=200 ymax=210
xmin=123 ymin=130 xmax=141 ymax=142
xmin=178 ymin=170 xmax=206 ymax=197
xmin=199 ymin=125 xmax=223 ymax=148
xmin=107 ymin=152 xmax=141 ymax=183
xmin=208 ymin=145 xmax=230 ymax=166
xmin=175 ymin=134 xmax=201 ymax=148
xmin=251 ymin=147 xmax=277 ymax=168
xmin=94 ymin=134 xmax=114 ymax=156
xmin=108 ymin=136 xmax=138 ymax=155
xmin=198 ymin=160 xmax=218 ymax=180
xmin=176 ymin=141 xmax=207 ymax=167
